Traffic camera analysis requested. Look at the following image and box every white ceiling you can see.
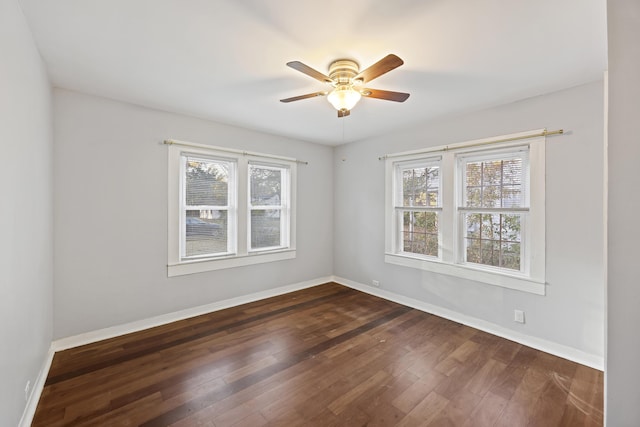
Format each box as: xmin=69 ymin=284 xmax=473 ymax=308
xmin=19 ymin=0 xmax=607 ymax=146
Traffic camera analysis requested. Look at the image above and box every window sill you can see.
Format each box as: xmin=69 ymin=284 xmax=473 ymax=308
xmin=384 ymin=253 xmax=545 ymax=295
xmin=168 ymin=249 xmax=296 ymax=277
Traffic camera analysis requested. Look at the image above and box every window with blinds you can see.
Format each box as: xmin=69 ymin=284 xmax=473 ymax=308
xmin=458 ymin=150 xmax=529 ymax=272
xmin=181 ymin=155 xmax=235 ymax=259
xmin=168 ymin=143 xmax=297 ymax=276
xmin=249 ymin=163 xmax=290 ymax=251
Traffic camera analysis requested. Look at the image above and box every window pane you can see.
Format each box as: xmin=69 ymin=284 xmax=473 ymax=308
xmin=402 ymin=166 xmax=439 ymax=207
xmin=402 ymin=211 xmax=438 ymax=257
xmin=466 ymin=213 xmax=481 ymax=239
xmin=501 ymin=242 xmax=521 ymax=271
xmin=251 ymin=209 xmax=281 ymax=249
xmin=185 ymin=158 xmax=229 ymax=206
xmin=481 ymin=240 xmax=499 ymax=266
xmin=466 ymin=237 xmax=481 ymax=264
xmin=464 ymin=158 xmax=523 ymax=208
xmin=502 ymin=185 xmax=522 ymax=208
xmin=464 ymin=213 xmax=521 ymax=270
xmin=250 ymin=166 xmax=282 ymax=206
xmin=184 ymin=210 xmax=227 ymax=257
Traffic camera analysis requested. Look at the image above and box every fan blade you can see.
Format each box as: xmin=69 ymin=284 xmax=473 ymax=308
xmin=361 ymin=88 xmax=410 ymax=102
xmin=337 ymin=109 xmax=350 ymax=118
xmin=280 ymin=92 xmax=327 ymax=103
xmin=354 ymin=54 xmax=404 ymax=83
xmin=286 ymin=61 xmax=333 ymax=83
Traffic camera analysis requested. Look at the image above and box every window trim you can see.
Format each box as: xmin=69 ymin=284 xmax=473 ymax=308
xmin=384 ymin=130 xmax=546 ymax=295
xmin=168 ymin=144 xmax=296 ymax=277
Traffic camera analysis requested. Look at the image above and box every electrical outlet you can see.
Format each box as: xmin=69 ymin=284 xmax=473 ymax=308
xmin=371 ymin=280 xmax=380 ymax=287
xmin=24 ymin=380 xmax=30 ymax=402
xmin=514 ymin=309 xmax=525 ymax=324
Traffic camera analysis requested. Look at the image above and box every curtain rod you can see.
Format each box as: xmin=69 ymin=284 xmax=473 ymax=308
xmin=378 ymin=129 xmax=564 ymax=161
xmin=163 ymin=139 xmax=309 ymax=165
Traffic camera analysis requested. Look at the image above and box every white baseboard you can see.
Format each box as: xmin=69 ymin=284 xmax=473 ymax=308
xmin=332 ymin=275 xmax=604 ymax=371
xmin=19 ymin=346 xmax=55 ymax=427
xmin=52 ymin=276 xmax=332 ymax=352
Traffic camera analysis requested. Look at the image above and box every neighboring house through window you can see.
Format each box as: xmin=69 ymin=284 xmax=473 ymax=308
xmin=168 ymin=142 xmax=296 ymax=277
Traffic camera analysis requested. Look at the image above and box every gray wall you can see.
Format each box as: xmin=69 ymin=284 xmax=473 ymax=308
xmin=0 ymin=0 xmax=54 ymax=425
xmin=607 ymin=0 xmax=640 ymax=424
xmin=53 ymin=89 xmax=334 ymax=339
xmin=334 ymin=81 xmax=605 ymax=360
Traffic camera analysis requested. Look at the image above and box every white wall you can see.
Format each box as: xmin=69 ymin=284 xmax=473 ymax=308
xmin=334 ymin=81 xmax=605 ymax=362
xmin=53 ymin=89 xmax=333 ymax=339
xmin=0 ymin=0 xmax=54 ymax=425
xmin=606 ymin=0 xmax=640 ymax=424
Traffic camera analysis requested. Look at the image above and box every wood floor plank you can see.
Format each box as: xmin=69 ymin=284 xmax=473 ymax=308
xmin=465 ymin=358 xmax=508 ymax=397
xmin=327 ymin=369 xmax=390 ymax=415
xmin=229 ymin=410 xmax=268 ymax=427
xmin=426 ymin=388 xmax=483 ymax=426
xmin=526 ymin=375 xmax=573 ymax=427
xmin=494 ymin=364 xmax=552 ymax=426
xmin=488 ymin=345 xmax=539 ymax=401
xmin=392 ymin=370 xmax=447 ymax=414
xmin=402 ymin=390 xmax=450 ymax=425
xmin=434 ymin=341 xmax=495 ymax=400
xmin=79 ymin=392 xmax=164 ymax=427
xmin=360 ymin=401 xmax=406 ymax=427
xmin=463 ymin=390 xmax=509 ymax=427
xmin=566 ymin=365 xmax=604 ymax=425
xmin=32 ymin=283 xmax=603 ymax=426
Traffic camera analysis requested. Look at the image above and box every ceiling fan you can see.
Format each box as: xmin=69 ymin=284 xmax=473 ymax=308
xmin=280 ymin=54 xmax=410 ymax=117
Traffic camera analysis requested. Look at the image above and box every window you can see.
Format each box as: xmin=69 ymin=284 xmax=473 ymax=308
xmin=249 ymin=163 xmax=290 ymax=251
xmin=394 ymin=158 xmax=441 ymax=258
xmin=182 ymin=155 xmax=236 ymax=259
xmin=458 ymin=149 xmax=528 ymax=272
xmin=168 ymin=143 xmax=296 ymax=276
xmin=385 ymin=131 xmax=545 ymax=295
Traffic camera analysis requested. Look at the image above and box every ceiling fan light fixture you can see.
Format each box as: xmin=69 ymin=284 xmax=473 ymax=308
xmin=281 ymin=54 xmax=409 ymax=116
xmin=327 ymin=85 xmax=361 ymax=111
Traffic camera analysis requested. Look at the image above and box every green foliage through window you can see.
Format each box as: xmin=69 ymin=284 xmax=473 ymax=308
xmin=462 ymin=153 xmax=526 ymax=271
xmin=185 ymin=158 xmax=229 ymax=206
xmin=464 ymin=213 xmax=521 ymax=270
xmin=403 ymin=211 xmax=438 ymax=257
xmin=465 ymin=158 xmax=523 ymax=208
xmin=398 ymin=163 xmax=441 ymax=258
xmin=402 ymin=166 xmax=439 ymax=207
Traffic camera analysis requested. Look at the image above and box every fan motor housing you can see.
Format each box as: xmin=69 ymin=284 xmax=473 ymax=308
xmin=328 ymin=59 xmax=359 ymax=85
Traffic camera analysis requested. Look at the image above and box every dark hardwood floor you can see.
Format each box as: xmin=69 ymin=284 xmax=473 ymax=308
xmin=32 ymin=283 xmax=603 ymax=426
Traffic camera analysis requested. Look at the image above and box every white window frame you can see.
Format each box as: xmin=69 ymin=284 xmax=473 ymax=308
xmin=247 ymin=162 xmax=291 ymax=252
xmin=168 ymin=144 xmax=297 ymax=277
xmin=179 ymin=154 xmax=238 ymax=260
xmin=385 ymin=130 xmax=546 ymax=295
xmin=456 ymin=148 xmax=530 ymax=275
xmin=392 ymin=157 xmax=443 ymax=260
